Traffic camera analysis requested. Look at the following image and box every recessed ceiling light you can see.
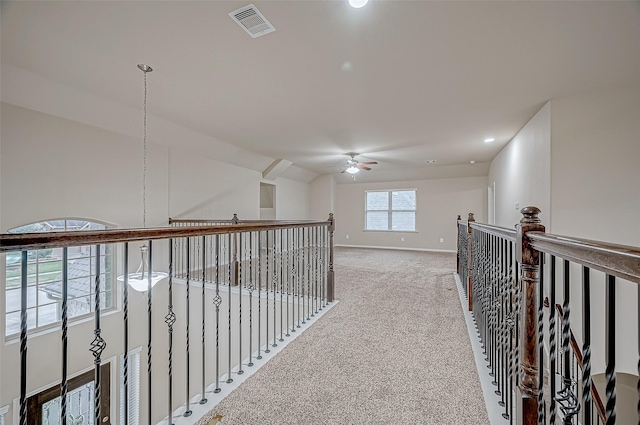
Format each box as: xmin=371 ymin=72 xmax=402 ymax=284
xmin=349 ymin=0 xmax=368 ymax=8
xmin=425 ymin=160 xmax=437 ymax=164
xmin=470 ymin=160 xmax=476 ymax=164
xmin=484 ymin=138 xmax=495 ymax=143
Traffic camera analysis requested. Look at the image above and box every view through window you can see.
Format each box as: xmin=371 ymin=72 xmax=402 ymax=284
xmin=365 ymin=190 xmax=416 ymax=231
xmin=5 ymin=220 xmax=113 ymax=336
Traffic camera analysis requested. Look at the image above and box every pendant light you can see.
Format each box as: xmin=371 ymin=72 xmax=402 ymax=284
xmin=118 ymin=64 xmax=168 ymax=292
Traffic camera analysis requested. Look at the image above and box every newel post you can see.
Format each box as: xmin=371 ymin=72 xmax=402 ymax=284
xmin=327 ymin=213 xmax=335 ymax=302
xmin=456 ymin=214 xmax=461 ymax=274
xmin=467 ymin=213 xmax=475 ymax=311
xmin=516 ymin=206 xmax=545 ymax=425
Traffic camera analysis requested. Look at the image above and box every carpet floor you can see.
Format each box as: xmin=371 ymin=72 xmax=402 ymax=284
xmin=196 ymin=247 xmax=490 ymax=424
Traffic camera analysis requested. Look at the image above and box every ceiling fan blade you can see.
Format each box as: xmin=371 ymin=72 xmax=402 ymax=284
xmin=358 ymin=165 xmax=372 ymax=171
xmin=359 ymin=161 xmax=378 ymax=165
xmin=340 ymin=169 xmax=346 ymax=173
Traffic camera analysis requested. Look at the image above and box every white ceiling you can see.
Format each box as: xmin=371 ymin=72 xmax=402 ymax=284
xmin=2 ymin=0 xmax=640 ymax=183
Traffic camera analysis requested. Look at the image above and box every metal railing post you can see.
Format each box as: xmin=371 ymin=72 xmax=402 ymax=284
xmin=516 ymin=206 xmax=545 ymax=425
xmin=456 ymin=215 xmax=461 ymax=275
xmin=467 ymin=212 xmax=475 ymax=311
xmin=327 ymin=213 xmax=335 ymax=303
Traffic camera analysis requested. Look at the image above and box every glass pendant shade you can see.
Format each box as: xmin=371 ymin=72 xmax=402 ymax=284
xmin=346 ymin=166 xmax=359 ymax=174
xmin=118 ymin=245 xmax=168 ymax=292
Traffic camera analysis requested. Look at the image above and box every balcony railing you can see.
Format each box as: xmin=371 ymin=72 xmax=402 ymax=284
xmin=0 ymin=214 xmax=335 ymax=425
xmin=457 ymin=206 xmax=640 ymax=424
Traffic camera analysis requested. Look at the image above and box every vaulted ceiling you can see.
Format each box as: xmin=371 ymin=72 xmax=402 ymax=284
xmin=2 ymin=1 xmax=640 ymax=183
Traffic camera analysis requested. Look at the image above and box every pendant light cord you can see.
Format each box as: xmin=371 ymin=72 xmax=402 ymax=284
xmin=142 ymin=69 xmax=148 ymax=229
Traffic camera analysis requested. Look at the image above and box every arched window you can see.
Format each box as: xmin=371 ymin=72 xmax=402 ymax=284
xmin=5 ymin=219 xmax=114 ymax=337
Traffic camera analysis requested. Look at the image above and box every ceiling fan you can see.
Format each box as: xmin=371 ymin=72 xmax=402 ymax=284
xmin=341 ymin=153 xmax=378 ymax=174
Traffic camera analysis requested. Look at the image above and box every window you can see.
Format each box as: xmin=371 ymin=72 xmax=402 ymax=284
xmin=365 ymin=190 xmax=416 ymax=231
xmin=120 ymin=348 xmax=141 ymax=425
xmin=5 ymin=220 xmax=113 ymax=336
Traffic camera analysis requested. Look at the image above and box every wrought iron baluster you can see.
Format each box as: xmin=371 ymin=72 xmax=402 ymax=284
xmin=248 ymin=232 xmax=255 ymax=366
xmin=257 ymin=232 xmax=263 ymax=360
xmin=123 ymin=243 xmax=130 ymax=425
xmin=227 ymin=233 xmax=233 ymax=384
xmin=238 ymin=233 xmax=244 ymax=376
xmin=605 ymin=274 xmax=616 ymax=425
xmin=286 ymin=229 xmax=291 ymax=337
xmin=280 ymin=229 xmax=285 ymax=342
xmin=60 ymin=247 xmax=69 ymax=425
xmin=297 ymin=227 xmax=302 ymax=328
xmin=184 ymin=238 xmax=192 ymax=417
xmin=538 ymin=255 xmax=545 ymax=425
xmin=549 ymin=255 xmax=557 ymax=425
xmin=214 ymin=235 xmax=222 ymax=393
xmin=147 ymin=242 xmax=154 ymax=425
xmin=200 ymin=235 xmax=208 ymax=404
xmin=265 ymin=231 xmax=271 ymax=354
xmin=582 ymin=266 xmax=593 ymax=425
xmin=557 ymin=260 xmax=580 ymax=423
xmin=273 ymin=230 xmax=278 ymax=347
xmin=166 ymin=240 xmax=176 ymax=424
xmin=88 ymin=245 xmax=107 ymax=425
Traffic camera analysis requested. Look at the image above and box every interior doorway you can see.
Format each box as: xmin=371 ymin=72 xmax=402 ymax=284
xmin=260 ymin=182 xmax=276 ymax=220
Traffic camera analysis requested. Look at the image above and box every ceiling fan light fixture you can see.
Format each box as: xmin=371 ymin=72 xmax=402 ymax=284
xmin=346 ymin=166 xmax=360 ymax=174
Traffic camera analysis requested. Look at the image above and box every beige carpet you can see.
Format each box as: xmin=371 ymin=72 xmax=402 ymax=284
xmin=197 ymin=247 xmax=489 ymax=424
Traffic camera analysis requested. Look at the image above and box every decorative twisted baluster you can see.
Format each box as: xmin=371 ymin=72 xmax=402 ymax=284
xmin=582 ymin=266 xmax=593 ymax=425
xmin=238 ymin=233 xmax=244 ymax=375
xmin=227 ymin=233 xmax=233 ymax=384
xmin=556 ymin=260 xmax=580 ymax=423
xmin=537 ymin=256 xmax=545 ymax=425
xmin=257 ymin=232 xmax=263 ymax=360
xmin=123 ymin=243 xmax=130 ymax=425
xmin=184 ymin=238 xmax=192 ymax=417
xmin=248 ymin=232 xmax=255 ymax=366
xmin=60 ymin=247 xmax=69 ymax=425
xmin=279 ymin=229 xmax=285 ymax=342
xmin=273 ymin=231 xmax=279 ymax=346
xmin=200 ymin=235 xmax=208 ymax=403
xmin=166 ymin=240 xmax=176 ymax=425
xmin=605 ymin=274 xmax=616 ymax=425
xmin=549 ymin=256 xmax=557 ymax=425
xmin=90 ymin=245 xmax=106 ymax=425
xmin=265 ymin=231 xmax=271 ymax=354
xmin=286 ymin=229 xmax=291 ymax=337
xmin=214 ymin=235 xmax=222 ymax=393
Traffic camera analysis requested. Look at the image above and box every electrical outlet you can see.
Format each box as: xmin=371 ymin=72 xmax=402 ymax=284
xmin=346 ymin=234 xmax=349 ymax=239
xmin=440 ymin=238 xmax=444 ymax=243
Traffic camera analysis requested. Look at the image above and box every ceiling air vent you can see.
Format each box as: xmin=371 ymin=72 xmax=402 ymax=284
xmin=229 ymin=4 xmax=275 ymax=38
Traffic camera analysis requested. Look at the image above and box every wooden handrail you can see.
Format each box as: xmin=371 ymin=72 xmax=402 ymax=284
xmin=554 ymin=304 xmax=607 ymax=424
xmin=0 ymin=220 xmax=331 ymax=252
xmin=528 ymin=232 xmax=640 ymax=285
xmin=469 ymin=221 xmax=517 ymax=241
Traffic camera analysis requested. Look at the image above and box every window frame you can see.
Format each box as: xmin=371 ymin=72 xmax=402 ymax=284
xmin=4 ymin=219 xmax=116 ymax=339
xmin=364 ymin=189 xmax=417 ymax=232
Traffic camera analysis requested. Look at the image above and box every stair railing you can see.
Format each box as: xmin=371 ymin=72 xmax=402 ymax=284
xmin=457 ymin=207 xmax=640 ymax=425
xmin=0 ymin=214 xmax=334 ymax=425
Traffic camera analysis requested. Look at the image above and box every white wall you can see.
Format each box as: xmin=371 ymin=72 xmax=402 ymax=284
xmin=489 ymin=102 xmax=551 ymax=229
xmin=309 ymin=174 xmax=336 ymax=221
xmin=550 ymin=84 xmax=640 ymax=244
xmin=169 ymin=150 xmax=260 ymax=221
xmin=335 ymin=177 xmax=487 ymax=252
xmin=548 ymin=84 xmax=640 ymax=377
xmin=0 ymin=102 xmax=313 ymax=422
xmin=272 ymin=177 xmax=311 ymax=220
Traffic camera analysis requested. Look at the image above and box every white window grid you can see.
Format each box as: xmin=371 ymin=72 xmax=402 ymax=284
xmin=5 ymin=220 xmax=114 ymax=337
xmin=365 ymin=189 xmax=417 ymax=231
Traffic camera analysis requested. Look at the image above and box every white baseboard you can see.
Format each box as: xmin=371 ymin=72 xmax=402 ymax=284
xmin=335 ymin=244 xmax=456 ymax=254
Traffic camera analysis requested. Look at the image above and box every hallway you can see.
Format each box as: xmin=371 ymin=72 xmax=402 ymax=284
xmin=197 ymin=248 xmax=489 ymax=424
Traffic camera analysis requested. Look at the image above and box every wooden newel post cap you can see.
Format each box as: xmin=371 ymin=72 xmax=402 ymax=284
xmin=467 ymin=213 xmax=475 ymax=222
xmin=520 ymin=206 xmax=541 ymax=225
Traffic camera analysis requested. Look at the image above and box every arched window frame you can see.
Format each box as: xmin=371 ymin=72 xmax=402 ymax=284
xmin=4 ymin=218 xmax=116 ymax=338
